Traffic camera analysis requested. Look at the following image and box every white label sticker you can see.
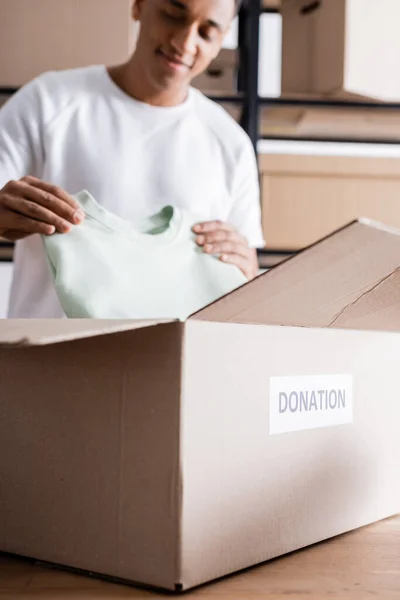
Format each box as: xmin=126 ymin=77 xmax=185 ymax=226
xmin=269 ymin=374 xmax=353 ymax=435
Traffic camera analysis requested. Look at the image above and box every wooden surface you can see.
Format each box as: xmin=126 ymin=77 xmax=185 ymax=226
xmin=0 ymin=515 xmax=399 ymax=599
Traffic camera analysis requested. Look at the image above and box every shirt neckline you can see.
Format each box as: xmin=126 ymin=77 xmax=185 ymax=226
xmin=74 ymin=190 xmax=185 ymax=247
xmin=100 ymin=65 xmax=194 ymax=117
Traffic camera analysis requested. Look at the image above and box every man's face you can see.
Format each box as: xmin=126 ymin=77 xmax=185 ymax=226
xmin=132 ymin=0 xmax=235 ymax=92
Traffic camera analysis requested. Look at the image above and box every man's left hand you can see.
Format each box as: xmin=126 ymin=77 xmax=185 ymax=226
xmin=192 ymin=221 xmax=259 ymax=281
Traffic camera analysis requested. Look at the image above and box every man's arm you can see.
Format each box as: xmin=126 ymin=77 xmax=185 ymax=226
xmin=193 ymin=138 xmax=264 ymax=280
xmin=0 ymin=79 xmax=84 ymax=240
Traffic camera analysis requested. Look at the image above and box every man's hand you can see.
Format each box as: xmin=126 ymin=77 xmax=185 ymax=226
xmin=192 ymin=220 xmax=259 ymax=281
xmin=0 ymin=176 xmax=85 ymax=241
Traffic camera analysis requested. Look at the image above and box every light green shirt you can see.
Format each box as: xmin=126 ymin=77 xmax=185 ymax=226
xmin=42 ymin=191 xmax=247 ymax=319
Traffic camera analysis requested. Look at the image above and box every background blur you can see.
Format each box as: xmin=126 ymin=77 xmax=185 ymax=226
xmin=2 ymin=0 xmax=400 ymax=315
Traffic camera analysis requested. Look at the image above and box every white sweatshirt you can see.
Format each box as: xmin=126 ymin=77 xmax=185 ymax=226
xmin=0 ymin=65 xmax=264 ymax=318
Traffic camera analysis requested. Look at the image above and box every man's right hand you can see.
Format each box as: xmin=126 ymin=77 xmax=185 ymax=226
xmin=0 ymin=176 xmax=85 ymax=241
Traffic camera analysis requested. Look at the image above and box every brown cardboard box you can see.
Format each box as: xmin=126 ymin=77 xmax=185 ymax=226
xmin=262 ymin=0 xmax=283 ymax=8
xmin=0 ymin=0 xmax=134 ymax=87
xmin=215 ymin=102 xmax=400 ymax=141
xmin=259 ymin=104 xmax=400 ymax=140
xmin=281 ymin=0 xmax=400 ymax=101
xmin=1 ymin=219 xmax=400 ymax=591
xmin=259 ymin=153 xmax=400 ymax=250
xmin=192 ymin=49 xmax=237 ymax=94
xmin=281 ymin=0 xmax=317 ymax=95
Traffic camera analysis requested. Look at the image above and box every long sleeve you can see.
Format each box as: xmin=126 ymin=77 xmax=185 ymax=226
xmin=0 ymin=77 xmax=45 ymax=189
xmin=227 ymin=137 xmax=265 ymax=249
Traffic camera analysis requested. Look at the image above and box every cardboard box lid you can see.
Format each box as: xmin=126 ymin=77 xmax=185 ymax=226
xmin=0 ymin=319 xmax=175 ymax=347
xmin=193 ymin=218 xmax=400 ymax=332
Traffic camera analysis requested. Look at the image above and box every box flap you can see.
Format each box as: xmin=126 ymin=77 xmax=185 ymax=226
xmin=191 ymin=218 xmax=400 ymax=332
xmin=0 ymin=319 xmax=175 ymax=347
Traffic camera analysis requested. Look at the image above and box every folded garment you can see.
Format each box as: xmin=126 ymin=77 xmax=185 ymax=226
xmin=42 ymin=190 xmax=247 ymax=319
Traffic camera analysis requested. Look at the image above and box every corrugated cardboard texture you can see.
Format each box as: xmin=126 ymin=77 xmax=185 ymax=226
xmin=179 ymin=320 xmax=400 ymax=589
xmin=0 ymin=319 xmax=174 ymax=346
xmin=0 ymin=322 xmax=182 ymax=590
xmin=194 ymin=220 xmax=400 ymax=331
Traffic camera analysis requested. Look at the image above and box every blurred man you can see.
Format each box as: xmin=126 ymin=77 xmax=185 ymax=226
xmin=0 ymin=0 xmax=264 ymax=317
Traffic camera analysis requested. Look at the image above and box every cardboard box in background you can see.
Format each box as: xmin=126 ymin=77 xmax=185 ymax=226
xmin=281 ymin=0 xmax=400 ymax=101
xmin=259 ymin=104 xmax=400 ymax=140
xmin=1 ymin=219 xmax=400 ymax=591
xmin=192 ymin=49 xmax=237 ymax=95
xmin=281 ymin=0 xmax=316 ymax=95
xmin=218 ymin=101 xmax=400 ymax=142
xmin=262 ymin=0 xmax=283 ymax=8
xmin=0 ymin=0 xmax=136 ymax=87
xmin=213 ymin=103 xmax=400 ymax=253
xmin=259 ymin=153 xmax=400 ymax=250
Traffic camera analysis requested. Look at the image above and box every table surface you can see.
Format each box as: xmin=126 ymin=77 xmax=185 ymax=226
xmin=1 ymin=515 xmax=399 ymax=600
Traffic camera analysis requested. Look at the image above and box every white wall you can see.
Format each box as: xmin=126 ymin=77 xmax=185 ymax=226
xmin=259 ymin=13 xmax=282 ymax=98
xmin=257 ymin=139 xmax=400 ymax=157
xmin=0 ymin=263 xmax=12 ymax=318
xmin=222 ymin=15 xmax=238 ymax=49
xmin=222 ymin=13 xmax=283 ymax=98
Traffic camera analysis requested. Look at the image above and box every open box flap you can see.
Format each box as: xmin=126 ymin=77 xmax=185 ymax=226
xmin=0 ymin=318 xmax=176 ymax=347
xmin=191 ymin=218 xmax=400 ymax=332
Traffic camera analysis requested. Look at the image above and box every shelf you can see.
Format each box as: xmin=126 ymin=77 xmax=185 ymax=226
xmin=207 ymin=94 xmax=244 ymax=104
xmin=257 ymin=247 xmax=295 ymax=269
xmin=0 ymin=87 xmax=18 ymax=95
xmin=259 ymin=95 xmax=400 ymax=111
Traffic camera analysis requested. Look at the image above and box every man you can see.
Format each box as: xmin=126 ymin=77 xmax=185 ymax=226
xmin=0 ymin=0 xmax=264 ymax=318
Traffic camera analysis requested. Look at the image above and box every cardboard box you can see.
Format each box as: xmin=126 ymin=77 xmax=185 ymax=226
xmin=258 ymin=103 xmax=400 ymax=140
xmin=192 ymin=49 xmax=237 ymax=94
xmin=259 ymin=153 xmax=400 ymax=250
xmin=216 ymin=102 xmax=400 ymax=141
xmin=262 ymin=0 xmax=283 ymax=8
xmin=281 ymin=0 xmax=400 ymax=101
xmin=1 ymin=219 xmax=400 ymax=591
xmin=281 ymin=0 xmax=316 ymax=95
xmin=0 ymin=0 xmax=135 ymax=87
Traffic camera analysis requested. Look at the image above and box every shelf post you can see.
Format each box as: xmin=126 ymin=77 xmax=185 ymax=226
xmin=238 ymin=0 xmax=261 ymax=153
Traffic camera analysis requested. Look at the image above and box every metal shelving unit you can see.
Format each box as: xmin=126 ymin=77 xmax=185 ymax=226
xmin=224 ymin=1 xmax=400 ymax=151
xmin=211 ymin=0 xmax=400 ymax=266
